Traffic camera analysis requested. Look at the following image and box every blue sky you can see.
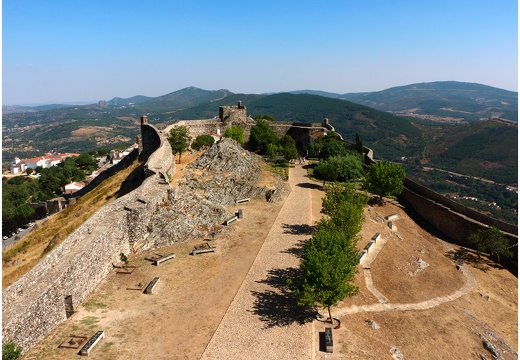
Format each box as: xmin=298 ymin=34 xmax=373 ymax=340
xmin=2 ymin=0 xmax=518 ymax=105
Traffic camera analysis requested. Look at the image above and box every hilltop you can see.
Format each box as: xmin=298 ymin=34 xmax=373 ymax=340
xmin=340 ymin=81 xmax=517 ymax=123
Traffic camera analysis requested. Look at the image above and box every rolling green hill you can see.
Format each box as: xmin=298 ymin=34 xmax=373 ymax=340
xmin=420 ymin=119 xmax=518 ymax=184
xmin=341 ymin=81 xmax=518 ymax=123
xmin=2 ymin=85 xmax=517 ymax=186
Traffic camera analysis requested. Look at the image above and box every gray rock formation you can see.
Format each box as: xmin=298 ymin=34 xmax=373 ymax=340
xmin=142 ymin=138 xmax=288 ymax=249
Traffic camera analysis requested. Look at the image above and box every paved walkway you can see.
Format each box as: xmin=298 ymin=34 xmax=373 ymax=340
xmin=201 ymin=165 xmax=314 ymax=360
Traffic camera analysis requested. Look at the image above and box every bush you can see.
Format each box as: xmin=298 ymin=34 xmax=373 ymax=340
xmin=3 ymin=342 xmax=23 ymax=360
xmin=223 ymin=125 xmax=245 ymax=145
xmin=191 ymin=135 xmax=215 ymax=150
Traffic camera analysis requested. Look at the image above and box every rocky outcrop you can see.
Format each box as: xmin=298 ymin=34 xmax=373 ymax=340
xmin=140 ymin=138 xmax=288 ymax=249
xmin=180 ymin=138 xmax=280 ymax=205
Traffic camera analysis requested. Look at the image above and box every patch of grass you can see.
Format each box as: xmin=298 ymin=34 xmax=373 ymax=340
xmin=80 ymin=316 xmax=99 ymax=326
xmin=340 ymin=343 xmax=349 ymax=354
xmin=80 ymin=316 xmax=100 ymax=328
xmin=104 ymin=342 xmax=114 ymax=348
xmin=83 ymin=300 xmax=107 ymax=311
xmin=263 ymin=160 xmax=290 ymax=181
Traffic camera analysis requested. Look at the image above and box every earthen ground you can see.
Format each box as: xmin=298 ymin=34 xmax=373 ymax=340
xmin=20 ymin=159 xmax=517 ymax=360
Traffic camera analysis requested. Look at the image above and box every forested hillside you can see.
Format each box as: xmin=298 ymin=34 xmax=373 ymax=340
xmin=3 ymin=85 xmax=517 ymax=186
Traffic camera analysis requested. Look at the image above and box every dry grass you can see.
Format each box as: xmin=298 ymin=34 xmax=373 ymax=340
xmin=2 ymin=158 xmax=142 ymax=289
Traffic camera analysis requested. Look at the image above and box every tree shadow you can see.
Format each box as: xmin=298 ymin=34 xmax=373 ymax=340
xmin=280 ymin=238 xmax=308 ymax=258
xmin=446 ymin=248 xmax=508 ymax=273
xmin=282 ymin=223 xmax=316 ymax=235
xmin=249 ymin=267 xmax=318 ymax=329
xmin=295 ymin=182 xmax=322 ymax=190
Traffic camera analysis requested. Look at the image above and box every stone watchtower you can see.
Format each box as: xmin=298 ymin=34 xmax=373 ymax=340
xmin=219 ymin=101 xmax=248 ymax=127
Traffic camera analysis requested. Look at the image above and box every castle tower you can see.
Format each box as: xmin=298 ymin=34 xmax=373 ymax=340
xmin=141 ymin=115 xmax=148 ymax=125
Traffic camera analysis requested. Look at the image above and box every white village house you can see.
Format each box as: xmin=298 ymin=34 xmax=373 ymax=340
xmin=64 ymin=181 xmax=86 ymax=195
xmin=9 ymin=157 xmax=28 ymax=175
xmin=16 ymin=153 xmax=81 ymax=171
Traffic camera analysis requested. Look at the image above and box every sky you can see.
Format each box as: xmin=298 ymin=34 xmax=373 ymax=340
xmin=2 ymin=0 xmax=518 ymax=105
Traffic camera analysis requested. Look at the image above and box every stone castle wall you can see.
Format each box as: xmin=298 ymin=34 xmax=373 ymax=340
xmin=2 ymin=121 xmax=174 ymax=352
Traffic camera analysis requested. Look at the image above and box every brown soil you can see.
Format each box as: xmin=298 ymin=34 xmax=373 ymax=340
xmin=18 ymin=162 xmax=518 ymax=360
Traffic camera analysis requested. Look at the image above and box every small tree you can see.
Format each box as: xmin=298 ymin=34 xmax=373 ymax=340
xmin=290 ymin=223 xmax=359 ymax=325
xmin=322 ymin=154 xmax=364 ymax=182
xmin=467 ymin=227 xmax=513 ymax=262
xmin=254 ymin=114 xmax=276 ymax=122
xmin=248 ymin=119 xmax=279 ymax=154
xmin=191 ymin=134 xmax=214 ymax=151
xmin=168 ymin=126 xmax=192 ymax=163
xmin=355 ymin=133 xmax=364 ymax=156
xmin=313 ymin=162 xmax=338 ymax=187
xmin=318 ymin=138 xmax=352 ymax=160
xmin=363 ymin=160 xmax=405 ymax=205
xmin=223 ymin=125 xmax=245 ymax=145
xmin=279 ymin=135 xmax=298 ymax=161
xmin=75 ymin=152 xmax=98 ymax=173
xmin=2 ymin=342 xmax=23 ymax=360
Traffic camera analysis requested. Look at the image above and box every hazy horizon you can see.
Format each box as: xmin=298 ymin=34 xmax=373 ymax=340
xmin=2 ymin=81 xmax=518 ymax=108
xmin=3 ymin=1 xmax=518 ymax=106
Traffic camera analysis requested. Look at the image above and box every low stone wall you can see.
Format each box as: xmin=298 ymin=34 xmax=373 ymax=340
xmin=403 ymin=178 xmax=517 ymax=235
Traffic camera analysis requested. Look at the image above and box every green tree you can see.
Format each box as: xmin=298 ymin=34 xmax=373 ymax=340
xmin=355 ymin=133 xmax=364 ymax=156
xmin=248 ymin=119 xmax=279 ymax=154
xmin=467 ymin=227 xmax=513 ymax=262
xmin=74 ymin=153 xmax=97 ymax=173
xmin=223 ymin=125 xmax=245 ymax=145
xmin=265 ymin=143 xmax=279 ymax=160
xmin=168 ymin=125 xmax=192 ymax=163
xmin=318 ymin=138 xmax=352 ymax=160
xmin=254 ymin=114 xmax=276 ymax=122
xmin=313 ymin=162 xmax=338 ymax=187
xmin=279 ymin=135 xmax=298 ymax=161
xmin=290 ymin=222 xmax=359 ymax=325
xmin=323 ymin=154 xmax=364 ymax=182
xmin=7 ymin=176 xmax=26 ymax=186
xmin=2 ymin=342 xmax=23 ymax=360
xmin=191 ymin=134 xmax=215 ymax=150
xmin=320 ymin=182 xmax=367 ymax=240
xmin=363 ymin=161 xmax=405 ymax=205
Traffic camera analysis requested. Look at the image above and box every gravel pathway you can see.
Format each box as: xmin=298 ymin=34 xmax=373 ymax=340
xmin=201 ymin=165 xmax=314 ymax=360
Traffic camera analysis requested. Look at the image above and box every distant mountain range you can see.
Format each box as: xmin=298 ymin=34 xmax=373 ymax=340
xmin=289 ymin=81 xmax=518 ymax=123
xmin=2 ymin=81 xmax=517 ymax=184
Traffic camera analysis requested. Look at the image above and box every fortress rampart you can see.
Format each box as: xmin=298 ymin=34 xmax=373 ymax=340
xmin=174 ymin=101 xmax=333 ymax=153
xmin=2 ymin=119 xmax=174 ymax=352
xmin=364 ymin=150 xmax=517 ymax=252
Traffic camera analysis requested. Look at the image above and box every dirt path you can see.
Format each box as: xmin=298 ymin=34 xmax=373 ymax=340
xmin=201 ymin=165 xmax=315 ymax=359
xmin=331 ymin=262 xmax=476 ymax=316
